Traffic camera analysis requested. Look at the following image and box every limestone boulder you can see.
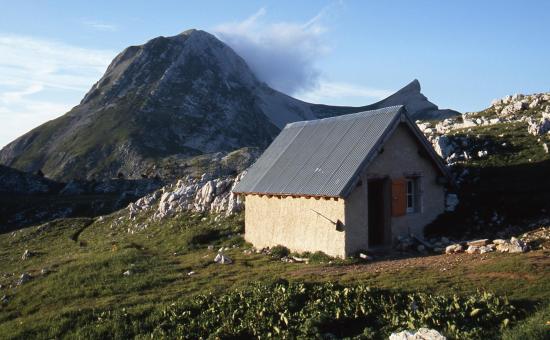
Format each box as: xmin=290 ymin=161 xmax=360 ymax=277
xmin=466 ymin=245 xmax=479 ymax=254
xmin=509 ymin=237 xmax=529 ymax=253
xmin=390 ymin=328 xmax=446 ymax=340
xmin=445 ymin=244 xmax=464 ymax=254
xmin=433 ymin=135 xmax=455 ymax=159
xmin=527 ymin=113 xmax=550 ymax=135
xmin=214 ymin=253 xmax=233 ymax=264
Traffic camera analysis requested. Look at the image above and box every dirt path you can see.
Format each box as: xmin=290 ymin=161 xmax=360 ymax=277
xmin=289 ymin=251 xmax=549 ymax=277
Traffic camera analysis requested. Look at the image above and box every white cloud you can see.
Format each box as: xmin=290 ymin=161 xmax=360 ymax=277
xmin=214 ymin=7 xmax=330 ymax=94
xmin=296 ymin=80 xmax=393 ymax=106
xmin=213 ymin=5 xmax=391 ymax=107
xmin=0 ymin=34 xmax=115 ymax=147
xmin=82 ymin=20 xmax=118 ymax=32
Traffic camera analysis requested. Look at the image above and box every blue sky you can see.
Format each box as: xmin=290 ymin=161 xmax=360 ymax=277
xmin=1 ymin=0 xmax=549 ymax=147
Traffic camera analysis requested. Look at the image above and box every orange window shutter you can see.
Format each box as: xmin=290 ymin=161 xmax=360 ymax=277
xmin=391 ymin=178 xmax=406 ymax=217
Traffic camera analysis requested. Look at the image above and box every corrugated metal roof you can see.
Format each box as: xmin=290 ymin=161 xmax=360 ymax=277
xmin=233 ymin=105 xmax=405 ymax=197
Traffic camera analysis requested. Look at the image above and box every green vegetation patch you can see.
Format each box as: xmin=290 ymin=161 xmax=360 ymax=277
xmin=64 ymin=281 xmax=520 ymax=339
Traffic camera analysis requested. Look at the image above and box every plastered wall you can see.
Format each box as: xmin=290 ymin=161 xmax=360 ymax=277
xmin=244 ymin=194 xmax=347 ymax=257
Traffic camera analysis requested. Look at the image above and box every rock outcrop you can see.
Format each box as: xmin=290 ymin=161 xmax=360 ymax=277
xmin=418 ymin=90 xmax=550 ymax=166
xmin=128 ymin=171 xmax=246 ymax=219
xmin=527 ymin=112 xmax=550 ymax=136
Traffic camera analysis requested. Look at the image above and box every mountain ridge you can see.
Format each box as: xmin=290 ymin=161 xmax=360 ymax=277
xmin=0 ymin=29 xmax=459 ymax=181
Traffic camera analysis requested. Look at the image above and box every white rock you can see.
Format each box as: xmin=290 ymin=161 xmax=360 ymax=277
xmin=390 ymin=328 xmax=446 ymax=340
xmin=466 ymin=245 xmax=479 ymax=254
xmin=21 ymin=249 xmax=33 ymax=260
xmin=359 ymin=253 xmax=372 ymax=260
xmin=529 ymin=98 xmax=541 ymax=109
xmin=445 ymin=244 xmax=464 ymax=254
xmin=17 ymin=273 xmax=31 ymax=285
xmin=479 ymin=245 xmax=494 ymax=254
xmin=433 ymin=135 xmax=454 ymax=159
xmin=527 ymin=114 xmax=550 ymax=135
xmin=512 ymin=94 xmax=524 ymax=101
xmin=509 ymin=237 xmax=528 ymax=253
xmin=214 ymin=253 xmax=233 ymax=264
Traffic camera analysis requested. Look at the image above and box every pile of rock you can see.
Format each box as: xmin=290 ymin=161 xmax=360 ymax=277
xmin=390 ymin=328 xmax=446 ymax=340
xmin=519 ymin=226 xmax=550 ymax=250
xmin=127 ymin=171 xmax=246 ymax=219
xmin=395 ymin=233 xmax=533 ymax=255
xmin=492 ymin=93 xmax=543 ymax=113
xmin=445 ymin=237 xmax=529 ymax=255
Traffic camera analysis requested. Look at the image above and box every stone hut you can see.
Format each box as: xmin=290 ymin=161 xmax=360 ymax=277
xmin=233 ymin=106 xmax=449 ymax=257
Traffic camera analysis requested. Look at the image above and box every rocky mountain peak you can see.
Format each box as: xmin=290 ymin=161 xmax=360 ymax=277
xmin=0 ymin=29 xmax=459 ymax=181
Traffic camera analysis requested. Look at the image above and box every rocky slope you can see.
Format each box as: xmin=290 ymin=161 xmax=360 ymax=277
xmin=0 ymin=29 xmax=457 ymax=181
xmin=420 ymin=92 xmax=550 ymax=165
xmin=417 ymin=91 xmax=550 ymax=239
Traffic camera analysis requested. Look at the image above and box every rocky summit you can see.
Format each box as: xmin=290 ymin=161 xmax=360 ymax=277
xmin=0 ymin=29 xmax=456 ymax=182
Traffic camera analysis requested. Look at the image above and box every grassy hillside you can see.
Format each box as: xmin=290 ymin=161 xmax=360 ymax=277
xmin=2 ymin=97 xmax=550 ymax=339
xmin=0 ymin=210 xmax=548 ymax=339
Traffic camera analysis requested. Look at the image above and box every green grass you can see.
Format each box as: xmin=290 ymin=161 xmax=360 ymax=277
xmin=502 ymin=302 xmax=550 ymax=340
xmin=2 ymin=106 xmax=550 ymax=338
xmin=0 ymin=210 xmax=549 ymax=339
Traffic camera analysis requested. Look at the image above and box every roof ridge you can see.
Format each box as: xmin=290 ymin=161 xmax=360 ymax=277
xmin=286 ymin=105 xmax=404 ymax=129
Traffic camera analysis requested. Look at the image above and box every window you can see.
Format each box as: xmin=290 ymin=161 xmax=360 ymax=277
xmin=406 ymin=178 xmax=419 ymax=213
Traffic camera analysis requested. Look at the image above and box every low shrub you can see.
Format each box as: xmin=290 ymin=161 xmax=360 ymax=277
xmin=78 ymin=280 xmax=521 ymax=339
xmin=307 ymin=251 xmax=333 ymax=264
xmin=270 ymin=245 xmax=290 ymax=259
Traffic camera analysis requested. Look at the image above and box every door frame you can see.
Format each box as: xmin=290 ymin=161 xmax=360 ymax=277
xmin=367 ymin=177 xmax=392 ymax=248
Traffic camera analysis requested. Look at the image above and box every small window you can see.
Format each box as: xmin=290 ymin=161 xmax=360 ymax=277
xmin=406 ymin=178 xmax=420 ymax=213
